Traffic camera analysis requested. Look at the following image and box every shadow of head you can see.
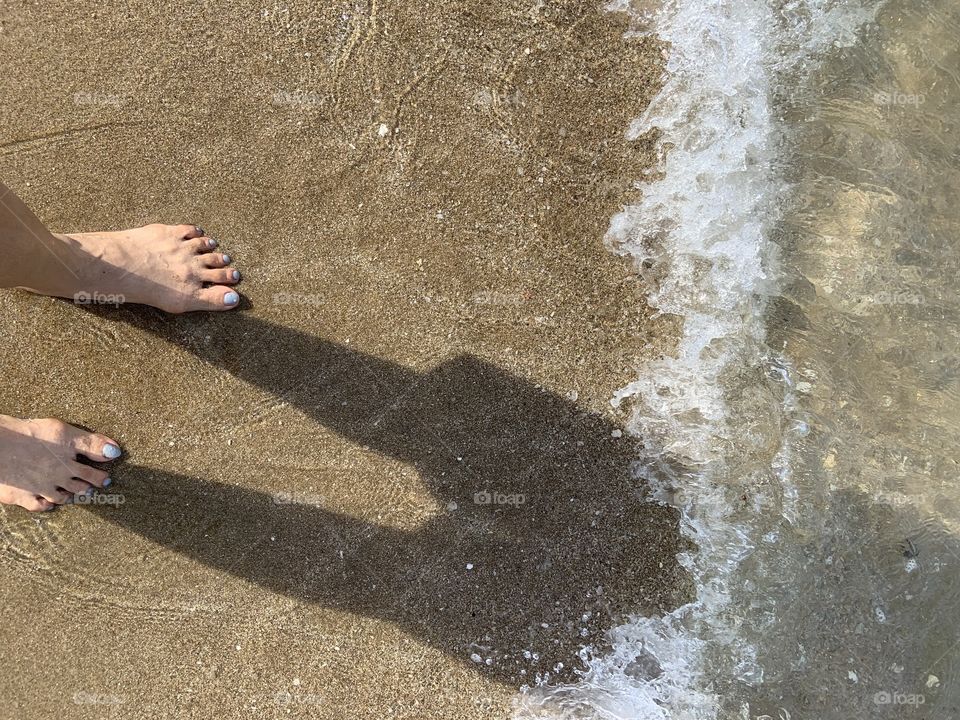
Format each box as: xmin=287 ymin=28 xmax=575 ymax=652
xmin=83 ymin=309 xmax=687 ymax=686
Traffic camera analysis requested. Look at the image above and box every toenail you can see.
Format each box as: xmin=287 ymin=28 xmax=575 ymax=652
xmin=224 ymin=291 xmax=240 ymax=306
xmin=103 ymin=477 xmax=112 ymax=487
xmin=232 ymin=270 xmax=241 ymax=281
xmin=195 ymin=226 xmax=205 ymax=236
xmin=103 ymin=443 xmax=122 ymax=459
xmin=222 ymin=254 xmax=231 ymax=264
xmin=207 ymin=238 xmax=218 ymax=248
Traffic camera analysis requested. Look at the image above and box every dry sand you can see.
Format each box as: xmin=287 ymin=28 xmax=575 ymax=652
xmin=0 ymin=1 xmax=690 ymax=717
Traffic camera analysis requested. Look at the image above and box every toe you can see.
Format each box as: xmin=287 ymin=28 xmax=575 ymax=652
xmin=39 ymin=488 xmax=73 ymax=505
xmin=200 ymin=252 xmax=232 ymax=269
xmin=15 ymin=493 xmax=54 ymax=512
xmin=59 ymin=477 xmax=93 ymax=496
xmin=178 ymin=224 xmax=206 ymax=239
xmin=201 ymin=267 xmax=241 ymax=285
xmin=185 ymin=237 xmax=218 ymax=254
xmin=69 ymin=430 xmax=122 ymax=463
xmin=69 ymin=462 xmax=110 ymax=488
xmin=189 ymin=286 xmax=241 ymax=311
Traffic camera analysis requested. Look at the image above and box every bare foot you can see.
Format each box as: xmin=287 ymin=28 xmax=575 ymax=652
xmin=0 ymin=415 xmax=120 ymax=512
xmin=24 ymin=223 xmax=242 ymax=313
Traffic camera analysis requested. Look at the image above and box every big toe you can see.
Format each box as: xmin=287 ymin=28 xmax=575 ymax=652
xmin=68 ymin=428 xmax=122 ymax=462
xmin=189 ymin=286 xmax=241 ymax=312
xmin=8 ymin=489 xmax=54 ymax=512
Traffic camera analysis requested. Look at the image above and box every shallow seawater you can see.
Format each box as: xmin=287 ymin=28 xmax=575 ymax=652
xmin=516 ymin=0 xmax=960 ymax=718
xmin=745 ymin=0 xmax=960 ymax=715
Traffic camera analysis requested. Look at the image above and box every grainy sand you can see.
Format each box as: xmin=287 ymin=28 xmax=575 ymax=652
xmin=0 ymin=1 xmax=689 ymax=718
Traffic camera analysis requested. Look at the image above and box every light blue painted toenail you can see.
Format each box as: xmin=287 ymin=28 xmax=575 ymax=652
xmin=232 ymin=270 xmax=241 ymax=281
xmin=222 ymin=254 xmax=231 ymax=264
xmin=224 ymin=291 xmax=240 ymax=306
xmin=208 ymin=238 xmax=218 ymax=248
xmin=103 ymin=477 xmax=112 ymax=487
xmin=103 ymin=443 xmax=122 ymax=459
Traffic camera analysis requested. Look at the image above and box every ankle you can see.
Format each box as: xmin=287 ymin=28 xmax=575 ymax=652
xmin=14 ymin=232 xmax=94 ymax=298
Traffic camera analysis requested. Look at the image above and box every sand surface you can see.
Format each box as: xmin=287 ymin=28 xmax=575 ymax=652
xmin=0 ymin=1 xmax=689 ymax=717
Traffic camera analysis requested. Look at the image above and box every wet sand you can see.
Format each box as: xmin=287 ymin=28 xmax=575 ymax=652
xmin=0 ymin=1 xmax=689 ymax=718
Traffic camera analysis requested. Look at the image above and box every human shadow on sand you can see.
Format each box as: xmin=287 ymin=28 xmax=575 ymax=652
xmin=83 ymin=310 xmax=688 ymax=686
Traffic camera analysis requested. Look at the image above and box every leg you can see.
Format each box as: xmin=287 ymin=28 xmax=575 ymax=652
xmin=0 ymin=181 xmax=242 ymax=312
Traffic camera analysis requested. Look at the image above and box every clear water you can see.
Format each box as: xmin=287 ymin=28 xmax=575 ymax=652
xmin=515 ymin=0 xmax=960 ymax=717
